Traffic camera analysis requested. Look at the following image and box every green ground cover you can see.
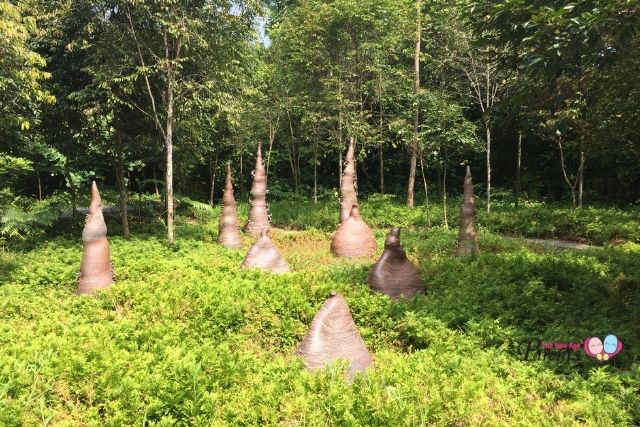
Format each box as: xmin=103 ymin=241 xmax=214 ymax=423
xmin=1 ymin=196 xmax=639 ymax=425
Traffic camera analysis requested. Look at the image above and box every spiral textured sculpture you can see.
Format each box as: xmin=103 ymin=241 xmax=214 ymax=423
xmin=331 ymin=205 xmax=377 ymax=258
xmin=339 ymin=137 xmax=358 ymax=223
xmin=241 ymin=230 xmax=290 ymax=274
xmin=245 ymin=143 xmax=270 ymax=237
xmin=456 ymin=166 xmax=479 ymax=256
xmin=77 ymin=181 xmax=114 ymax=295
xmin=368 ymin=228 xmax=424 ymax=299
xmin=297 ymin=292 xmax=372 ymax=377
xmin=218 ymin=163 xmax=243 ymax=249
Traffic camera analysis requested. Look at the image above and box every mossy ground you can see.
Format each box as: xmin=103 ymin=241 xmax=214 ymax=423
xmin=1 ymin=196 xmax=639 ymax=426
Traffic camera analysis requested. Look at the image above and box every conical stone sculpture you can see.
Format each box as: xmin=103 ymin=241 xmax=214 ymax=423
xmin=368 ymin=227 xmax=424 ymax=299
xmin=77 ymin=181 xmax=115 ymax=295
xmin=339 ymin=137 xmax=358 ymax=223
xmin=297 ymin=292 xmax=373 ymax=377
xmin=456 ymin=166 xmax=480 ymax=256
xmin=218 ymin=164 xmax=243 ymax=249
xmin=241 ymin=229 xmax=290 ymax=273
xmin=245 ymin=143 xmax=270 ymax=237
xmin=331 ymin=205 xmax=377 ymax=258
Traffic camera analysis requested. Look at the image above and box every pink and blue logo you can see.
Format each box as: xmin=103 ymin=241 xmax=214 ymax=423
xmin=583 ymin=335 xmax=623 ymax=361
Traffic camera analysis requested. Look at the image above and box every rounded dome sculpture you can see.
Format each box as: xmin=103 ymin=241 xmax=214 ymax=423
xmin=368 ymin=227 xmax=424 ymax=299
xmin=77 ymin=181 xmax=115 ymax=295
xmin=456 ymin=165 xmax=479 ymax=256
xmin=241 ymin=230 xmax=290 ymax=274
xmin=331 ymin=205 xmax=377 ymax=258
xmin=217 ymin=163 xmax=243 ymax=249
xmin=245 ymin=143 xmax=270 ymax=237
xmin=297 ymin=292 xmax=373 ymax=377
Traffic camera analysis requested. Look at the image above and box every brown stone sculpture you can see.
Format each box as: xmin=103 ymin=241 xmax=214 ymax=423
xmin=241 ymin=229 xmax=290 ymax=273
xmin=245 ymin=143 xmax=270 ymax=237
xmin=339 ymin=137 xmax=358 ymax=223
xmin=218 ymin=163 xmax=243 ymax=249
xmin=331 ymin=205 xmax=377 ymax=258
xmin=297 ymin=292 xmax=373 ymax=377
xmin=456 ymin=165 xmax=480 ymax=256
xmin=368 ymin=227 xmax=424 ymax=299
xmin=77 ymin=181 xmax=115 ymax=295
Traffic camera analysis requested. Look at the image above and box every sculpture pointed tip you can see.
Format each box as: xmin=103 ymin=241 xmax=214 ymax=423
xmin=465 ymin=165 xmax=472 ymax=178
xmin=89 ymin=180 xmax=102 ymax=212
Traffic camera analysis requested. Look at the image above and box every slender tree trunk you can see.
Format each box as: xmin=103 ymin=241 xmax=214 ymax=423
xmin=338 ymin=110 xmax=343 ymax=186
xmin=378 ymin=75 xmax=384 ymax=194
xmin=153 ymin=167 xmax=159 ymax=196
xmin=407 ymin=0 xmax=421 ymax=208
xmin=442 ymin=160 xmax=448 ymax=229
xmin=313 ymin=139 xmax=318 ymax=203
xmin=65 ymin=168 xmax=77 ymax=219
xmin=36 ymin=172 xmax=42 ymax=201
xmin=486 ymin=124 xmax=491 ymax=213
xmin=578 ymin=141 xmax=585 ymax=208
xmin=286 ymin=109 xmax=298 ymax=192
xmin=515 ymin=130 xmax=522 ymax=208
xmin=115 ymin=130 xmax=130 ymax=239
xmin=420 ymin=153 xmax=431 ymax=227
xmin=266 ymin=118 xmax=276 ymax=178
xmin=209 ymin=151 xmax=218 ymax=207
xmin=557 ymin=137 xmax=577 ymax=209
xmin=165 ymin=75 xmax=175 ymax=244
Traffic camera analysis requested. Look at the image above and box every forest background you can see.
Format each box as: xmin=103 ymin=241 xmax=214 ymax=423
xmin=1 ymin=0 xmax=639 ymax=243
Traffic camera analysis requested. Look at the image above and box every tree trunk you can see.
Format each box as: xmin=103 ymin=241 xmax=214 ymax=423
xmin=286 ymin=109 xmax=298 ymax=192
xmin=578 ymin=143 xmax=585 ymax=208
xmin=407 ymin=0 xmax=421 ymax=208
xmin=36 ymin=172 xmax=42 ymax=201
xmin=442 ymin=160 xmax=448 ymax=229
xmin=266 ymin=119 xmax=276 ymax=178
xmin=557 ymin=137 xmax=577 ymax=209
xmin=115 ymin=130 xmax=130 ymax=239
xmin=515 ymin=130 xmax=522 ymax=208
xmin=153 ymin=167 xmax=159 ymax=196
xmin=378 ymin=74 xmax=384 ymax=194
xmin=420 ymin=153 xmax=431 ymax=227
xmin=209 ymin=151 xmax=218 ymax=207
xmin=486 ymin=124 xmax=491 ymax=213
xmin=65 ymin=168 xmax=77 ymax=219
xmin=165 ymin=79 xmax=175 ymax=244
xmin=313 ymin=139 xmax=318 ymax=203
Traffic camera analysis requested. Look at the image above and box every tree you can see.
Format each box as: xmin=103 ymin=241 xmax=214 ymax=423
xmin=116 ymin=0 xmax=259 ymax=243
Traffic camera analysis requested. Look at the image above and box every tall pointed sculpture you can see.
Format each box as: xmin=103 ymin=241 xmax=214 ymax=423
xmin=77 ymin=181 xmax=114 ymax=295
xmin=218 ymin=163 xmax=243 ymax=249
xmin=368 ymin=228 xmax=424 ymax=299
xmin=339 ymin=137 xmax=358 ymax=223
xmin=245 ymin=143 xmax=270 ymax=237
xmin=456 ymin=166 xmax=479 ymax=256
xmin=241 ymin=229 xmax=290 ymax=273
xmin=297 ymin=292 xmax=373 ymax=377
xmin=331 ymin=205 xmax=377 ymax=258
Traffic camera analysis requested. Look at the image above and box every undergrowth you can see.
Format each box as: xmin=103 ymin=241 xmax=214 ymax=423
xmin=0 ymin=197 xmax=639 ymax=425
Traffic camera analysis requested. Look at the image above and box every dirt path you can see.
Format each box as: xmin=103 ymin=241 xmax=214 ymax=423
xmin=503 ymin=236 xmax=603 ymax=250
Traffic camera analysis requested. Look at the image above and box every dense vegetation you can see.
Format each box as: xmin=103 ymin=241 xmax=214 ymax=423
xmin=2 ymin=0 xmax=640 ymax=245
xmin=1 ymin=199 xmax=639 ymax=425
xmin=1 ymin=0 xmax=639 ymax=424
